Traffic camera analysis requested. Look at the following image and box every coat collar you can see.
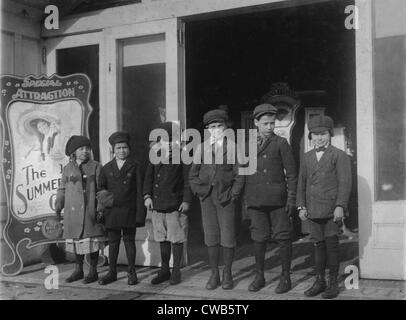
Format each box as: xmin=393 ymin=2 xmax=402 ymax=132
xmin=309 ymin=144 xmax=334 ymax=176
xmin=257 ymin=133 xmax=277 ymax=154
xmin=111 ymin=157 xmax=135 ymax=178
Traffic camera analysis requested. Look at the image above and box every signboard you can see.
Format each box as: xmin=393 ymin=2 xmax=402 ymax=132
xmin=1 ymin=74 xmax=93 ymax=276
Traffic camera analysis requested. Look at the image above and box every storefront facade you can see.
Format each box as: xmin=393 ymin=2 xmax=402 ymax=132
xmin=1 ymin=0 xmax=405 ymax=279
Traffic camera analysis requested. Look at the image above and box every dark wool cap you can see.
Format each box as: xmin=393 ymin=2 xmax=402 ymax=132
xmin=308 ymin=115 xmax=334 ymax=133
xmin=203 ymin=109 xmax=228 ymax=125
xmin=253 ymin=103 xmax=278 ymax=119
xmin=65 ymin=135 xmax=91 ymax=156
xmin=108 ymin=131 xmax=130 ymax=147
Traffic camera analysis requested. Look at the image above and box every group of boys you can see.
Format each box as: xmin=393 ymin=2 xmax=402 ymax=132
xmin=140 ymin=104 xmax=352 ymax=299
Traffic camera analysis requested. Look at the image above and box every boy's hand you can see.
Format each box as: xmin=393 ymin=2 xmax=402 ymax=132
xmin=299 ymin=209 xmax=308 ymax=221
xmin=178 ymin=202 xmax=190 ymax=213
xmin=333 ymin=206 xmax=344 ymax=222
xmin=96 ymin=212 xmax=105 ymax=224
xmin=285 ymin=204 xmax=295 ymax=218
xmin=144 ymin=198 xmax=153 ymax=210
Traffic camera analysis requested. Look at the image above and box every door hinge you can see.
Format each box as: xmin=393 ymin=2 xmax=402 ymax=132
xmin=177 ymin=27 xmax=185 ymax=46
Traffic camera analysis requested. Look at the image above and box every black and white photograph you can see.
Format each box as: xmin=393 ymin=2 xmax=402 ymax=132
xmin=0 ymin=0 xmax=405 ymax=307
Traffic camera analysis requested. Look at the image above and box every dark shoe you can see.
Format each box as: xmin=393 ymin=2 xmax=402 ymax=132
xmin=65 ymin=269 xmax=84 ymax=283
xmin=128 ymin=268 xmax=138 ymax=285
xmin=274 ymin=271 xmax=292 ymax=294
xmin=248 ymin=272 xmax=265 ymax=292
xmin=322 ymin=275 xmax=339 ymax=299
xmin=83 ymin=270 xmax=98 ymax=284
xmin=206 ymin=269 xmax=220 ymax=290
xmin=98 ymin=271 xmax=117 ymax=285
xmin=170 ymin=268 xmax=181 ymax=285
xmin=304 ymin=275 xmax=326 ymax=297
xmin=151 ymin=270 xmax=171 ymax=285
xmin=222 ymin=268 xmax=234 ymax=290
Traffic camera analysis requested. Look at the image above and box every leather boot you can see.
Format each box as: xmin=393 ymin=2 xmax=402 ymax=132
xmin=322 ymin=236 xmax=340 ymax=299
xmin=98 ymin=270 xmax=117 ymax=285
xmin=170 ymin=243 xmax=183 ymax=285
xmin=248 ymin=241 xmax=266 ymax=292
xmin=128 ymin=266 xmax=138 ymax=285
xmin=304 ymin=275 xmax=327 ymax=297
xmin=275 ymin=271 xmax=291 ymax=294
xmin=322 ymin=273 xmax=339 ymax=299
xmin=99 ymin=239 xmax=119 ymax=285
xmin=65 ymin=254 xmax=84 ymax=283
xmin=274 ymin=240 xmax=292 ymax=294
xmin=222 ymin=247 xmax=234 ymax=290
xmin=151 ymin=241 xmax=171 ymax=285
xmin=124 ymin=236 xmax=137 ymax=285
xmin=83 ymin=251 xmax=99 ymax=284
xmin=206 ymin=245 xmax=220 ymax=290
xmin=304 ymin=241 xmax=327 ymax=297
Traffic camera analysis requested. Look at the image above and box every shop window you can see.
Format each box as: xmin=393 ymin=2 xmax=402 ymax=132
xmin=374 ymin=35 xmax=406 ymax=201
xmin=118 ymin=34 xmax=166 ymax=169
xmin=57 ymin=45 xmax=100 ymax=161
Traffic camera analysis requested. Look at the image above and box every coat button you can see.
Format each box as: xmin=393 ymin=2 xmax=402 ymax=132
xmin=155 ymin=184 xmax=158 ymax=187
xmin=263 ymin=155 xmax=267 ymax=158
xmin=264 ymin=169 xmax=267 ymax=173
xmin=123 ymin=181 xmax=127 ymax=184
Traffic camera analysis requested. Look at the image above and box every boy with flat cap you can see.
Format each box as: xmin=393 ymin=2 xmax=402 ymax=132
xmin=98 ymin=131 xmax=146 ymax=285
xmin=143 ymin=121 xmax=192 ymax=285
xmin=245 ymin=103 xmax=297 ymax=293
xmin=297 ymin=115 xmax=351 ymax=299
xmin=189 ymin=109 xmax=245 ymax=290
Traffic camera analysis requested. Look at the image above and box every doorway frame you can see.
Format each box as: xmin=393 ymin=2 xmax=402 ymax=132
xmin=42 ymin=0 xmax=406 ymax=279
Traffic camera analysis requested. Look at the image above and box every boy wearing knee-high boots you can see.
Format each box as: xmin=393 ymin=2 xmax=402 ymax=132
xmin=297 ymin=115 xmax=352 ymax=299
xmin=144 ymin=122 xmax=192 ymax=285
xmin=189 ymin=109 xmax=245 ymax=290
xmin=244 ymin=104 xmax=297 ymax=294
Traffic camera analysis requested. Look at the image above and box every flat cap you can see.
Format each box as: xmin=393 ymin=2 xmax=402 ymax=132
xmin=253 ymin=103 xmax=277 ymax=119
xmin=65 ymin=135 xmax=91 ymax=156
xmin=108 ymin=131 xmax=130 ymax=147
xmin=308 ymin=115 xmax=334 ymax=134
xmin=203 ymin=109 xmax=228 ymax=125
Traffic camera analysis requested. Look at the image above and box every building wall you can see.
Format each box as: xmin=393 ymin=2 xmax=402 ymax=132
xmin=1 ymin=0 xmax=45 ymax=268
xmin=357 ymin=0 xmax=406 ymax=280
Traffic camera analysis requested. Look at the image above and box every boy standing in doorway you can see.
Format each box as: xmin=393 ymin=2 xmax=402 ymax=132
xmin=143 ymin=122 xmax=192 ymax=285
xmin=245 ymin=104 xmax=297 ymax=293
xmin=189 ymin=109 xmax=245 ymax=290
xmin=297 ymin=115 xmax=352 ymax=299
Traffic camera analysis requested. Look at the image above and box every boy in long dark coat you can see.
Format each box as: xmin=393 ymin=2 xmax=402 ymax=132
xmin=55 ymin=135 xmax=106 ymax=284
xmin=143 ymin=122 xmax=192 ymax=285
xmin=244 ymin=104 xmax=297 ymax=293
xmin=297 ymin=115 xmax=352 ymax=299
xmin=98 ymin=132 xmax=146 ymax=285
xmin=189 ymin=109 xmax=245 ymax=290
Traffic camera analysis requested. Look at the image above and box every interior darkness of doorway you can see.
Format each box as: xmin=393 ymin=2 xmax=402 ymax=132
xmin=185 ymin=0 xmax=357 ymax=251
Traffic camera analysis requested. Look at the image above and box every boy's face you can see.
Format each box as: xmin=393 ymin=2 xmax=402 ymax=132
xmin=254 ymin=114 xmax=275 ymax=137
xmin=114 ymin=142 xmax=130 ymax=160
xmin=75 ymin=146 xmax=91 ymax=161
xmin=312 ymin=130 xmax=330 ymax=148
xmin=207 ymin=121 xmax=226 ymax=140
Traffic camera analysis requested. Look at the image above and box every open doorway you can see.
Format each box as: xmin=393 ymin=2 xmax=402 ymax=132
xmin=184 ymin=0 xmax=358 ymax=269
